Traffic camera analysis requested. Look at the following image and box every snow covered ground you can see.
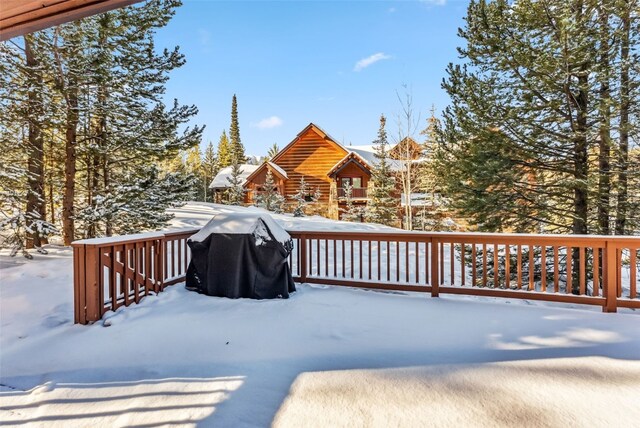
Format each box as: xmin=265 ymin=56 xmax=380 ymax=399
xmin=1 ymin=202 xmax=639 ymax=427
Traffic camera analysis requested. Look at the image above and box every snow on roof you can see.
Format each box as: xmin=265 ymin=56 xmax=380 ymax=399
xmin=348 ymin=146 xmax=378 ymax=167
xmin=267 ymin=161 xmax=288 ymax=179
xmin=209 ymin=164 xmax=260 ymax=189
xmin=335 ymin=145 xmax=403 ymax=172
xmin=189 ymin=212 xmax=291 ymax=245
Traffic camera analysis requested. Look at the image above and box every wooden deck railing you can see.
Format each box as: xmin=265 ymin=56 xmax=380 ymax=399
xmin=73 ymin=228 xmax=639 ymax=324
xmin=337 ymin=187 xmax=368 ymax=199
xmin=287 ymin=232 xmax=639 ymax=313
xmin=72 ymin=228 xmax=199 ymax=324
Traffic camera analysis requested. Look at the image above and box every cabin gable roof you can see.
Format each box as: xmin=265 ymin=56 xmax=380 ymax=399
xmin=244 ymin=160 xmax=288 ymax=185
xmin=271 ymin=123 xmax=349 ymax=164
xmin=389 ymin=137 xmax=422 ymax=160
xmin=328 ymin=152 xmax=372 ymax=178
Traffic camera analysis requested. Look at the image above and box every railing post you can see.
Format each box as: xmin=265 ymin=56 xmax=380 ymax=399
xmin=430 ymin=238 xmax=439 ymax=297
xmin=84 ymin=244 xmax=102 ymax=323
xmin=157 ymin=237 xmax=165 ymax=292
xmin=73 ymin=244 xmax=86 ymax=324
xmin=603 ymin=240 xmax=618 ymax=313
xmin=300 ymin=234 xmax=308 ymax=283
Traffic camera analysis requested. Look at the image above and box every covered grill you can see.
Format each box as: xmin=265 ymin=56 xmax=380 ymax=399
xmin=185 ymin=212 xmax=295 ymax=299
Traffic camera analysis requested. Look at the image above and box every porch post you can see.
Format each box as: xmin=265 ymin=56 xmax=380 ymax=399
xmin=328 ymin=180 xmax=339 ymax=220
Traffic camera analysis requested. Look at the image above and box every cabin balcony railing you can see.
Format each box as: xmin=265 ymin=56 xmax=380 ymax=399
xmin=337 ymin=187 xmax=368 ymax=199
xmin=72 ymin=229 xmax=639 ymax=324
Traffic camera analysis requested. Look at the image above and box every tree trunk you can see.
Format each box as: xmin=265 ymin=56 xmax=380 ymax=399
xmin=48 ymin=134 xmax=56 ymax=225
xmin=573 ymin=109 xmax=589 ymax=235
xmin=86 ymin=151 xmax=99 ymax=238
xmin=615 ymin=4 xmax=630 ymax=235
xmin=597 ymin=8 xmax=611 ymax=236
xmin=62 ymin=84 xmax=78 ymax=245
xmin=572 ymin=1 xmax=589 ymax=237
xmin=24 ymin=35 xmax=47 ymax=249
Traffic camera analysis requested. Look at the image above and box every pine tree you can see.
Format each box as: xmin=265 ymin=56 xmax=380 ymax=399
xmin=438 ymin=0 xmax=639 ymax=234
xmin=229 ymin=94 xmax=245 ymax=162
xmin=185 ymin=146 xmax=204 ymax=201
xmin=414 ymin=107 xmax=449 ymax=231
xmin=23 ymin=34 xmax=49 ymax=248
xmin=201 ymin=141 xmax=217 ymax=202
xmin=255 ymin=169 xmax=285 ymax=213
xmin=434 ymin=128 xmax=538 ymax=232
xmin=226 ymin=154 xmax=245 ymax=205
xmin=340 ymin=182 xmax=365 ymax=222
xmin=76 ymin=165 xmax=196 ymax=236
xmin=1 ymin=0 xmax=203 ymax=244
xmin=0 ymin=33 xmax=57 ymax=254
xmin=217 ymin=130 xmax=231 ymax=168
xmin=266 ymin=143 xmax=280 ymax=161
xmin=290 ymin=176 xmax=319 ymax=217
xmin=418 ymin=107 xmax=440 ymax=202
xmin=75 ymin=1 xmax=202 ymax=238
xmin=0 ymin=126 xmax=56 ymax=257
xmin=51 ymin=20 xmax=87 ymax=244
xmin=365 ymin=115 xmax=397 ymax=226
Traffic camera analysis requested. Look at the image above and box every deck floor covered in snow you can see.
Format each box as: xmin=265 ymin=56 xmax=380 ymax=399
xmin=1 ymin=203 xmax=639 ymax=427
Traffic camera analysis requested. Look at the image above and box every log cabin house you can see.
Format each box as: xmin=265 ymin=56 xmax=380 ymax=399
xmin=231 ymin=123 xmax=422 ymax=220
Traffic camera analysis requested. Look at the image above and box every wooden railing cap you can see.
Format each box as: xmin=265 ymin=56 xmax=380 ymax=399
xmin=72 ymin=231 xmax=166 ymax=247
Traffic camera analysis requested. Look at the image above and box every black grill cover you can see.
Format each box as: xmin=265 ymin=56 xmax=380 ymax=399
xmin=185 ymin=212 xmax=295 ymax=299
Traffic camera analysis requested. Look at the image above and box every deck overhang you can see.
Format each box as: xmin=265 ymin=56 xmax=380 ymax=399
xmin=1 ymin=0 xmax=144 ymax=41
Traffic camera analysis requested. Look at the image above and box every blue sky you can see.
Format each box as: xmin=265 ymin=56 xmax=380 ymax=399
xmin=154 ymin=0 xmax=468 ymax=156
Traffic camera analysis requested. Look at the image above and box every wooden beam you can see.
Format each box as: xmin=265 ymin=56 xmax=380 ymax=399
xmin=0 ymin=0 xmax=143 ymax=41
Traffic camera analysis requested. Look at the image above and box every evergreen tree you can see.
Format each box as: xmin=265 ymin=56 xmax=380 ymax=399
xmin=74 ymin=0 xmax=202 ymax=238
xmin=217 ymin=130 xmax=231 ymax=168
xmin=434 ymin=128 xmax=539 ymax=231
xmin=185 ymin=146 xmax=204 ymax=201
xmin=290 ymin=176 xmax=319 ymax=217
xmin=226 ymin=154 xmax=245 ymax=205
xmin=229 ymin=94 xmax=245 ymax=162
xmin=76 ymin=165 xmax=196 ymax=236
xmin=0 ymin=33 xmax=57 ymax=255
xmin=255 ymin=169 xmax=285 ymax=213
xmin=1 ymin=0 xmax=203 ymax=246
xmin=266 ymin=143 xmax=280 ymax=161
xmin=201 ymin=141 xmax=217 ymax=202
xmin=414 ymin=107 xmax=452 ymax=231
xmin=51 ymin=20 xmax=88 ymax=244
xmin=23 ymin=34 xmax=49 ymax=248
xmin=418 ymin=107 xmax=440 ymax=204
xmin=438 ymin=0 xmax=639 ymax=234
xmin=0 ymin=122 xmax=56 ymax=257
xmin=340 ymin=182 xmax=365 ymax=222
xmin=365 ymin=115 xmax=397 ymax=226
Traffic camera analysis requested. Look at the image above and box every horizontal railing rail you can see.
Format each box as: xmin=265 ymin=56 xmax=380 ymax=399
xmin=337 ymin=187 xmax=368 ymax=199
xmin=72 ymin=228 xmax=639 ymax=324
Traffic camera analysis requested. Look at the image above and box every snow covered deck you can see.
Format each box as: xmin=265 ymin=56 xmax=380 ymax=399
xmin=1 ymin=203 xmax=639 ymax=426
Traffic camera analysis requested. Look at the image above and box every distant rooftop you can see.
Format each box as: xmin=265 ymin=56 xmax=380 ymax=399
xmin=209 ymin=164 xmax=260 ymax=189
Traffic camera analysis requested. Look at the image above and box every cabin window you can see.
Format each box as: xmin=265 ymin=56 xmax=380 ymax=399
xmin=340 ymin=177 xmax=362 ymax=188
